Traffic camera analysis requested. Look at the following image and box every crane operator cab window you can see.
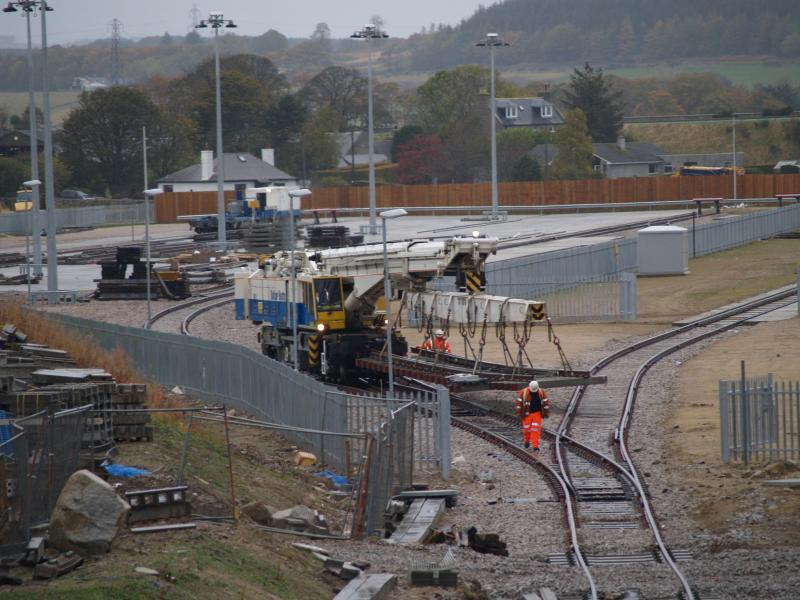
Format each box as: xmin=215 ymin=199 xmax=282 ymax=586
xmin=314 ymin=278 xmax=343 ymax=312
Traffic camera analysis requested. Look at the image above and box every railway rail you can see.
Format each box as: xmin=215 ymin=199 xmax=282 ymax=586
xmin=417 ymin=286 xmax=797 ymax=599
xmin=144 ymin=287 xmax=234 ymax=331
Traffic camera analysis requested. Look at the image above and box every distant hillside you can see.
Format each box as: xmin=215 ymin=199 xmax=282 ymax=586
xmin=405 ymin=0 xmax=800 ymax=70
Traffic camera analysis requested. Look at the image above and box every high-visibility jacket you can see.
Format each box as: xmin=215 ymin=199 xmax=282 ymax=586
xmin=516 ymin=387 xmax=549 ymax=417
xmin=423 ymin=337 xmax=451 ymax=353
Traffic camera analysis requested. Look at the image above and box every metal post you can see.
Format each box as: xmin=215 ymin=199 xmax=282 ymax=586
xmin=489 ymin=43 xmax=498 ymax=218
xmin=437 ymin=386 xmax=451 ymax=480
xmin=26 ymin=206 xmax=31 ymax=302
xmin=290 ymin=206 xmax=298 ymax=370
xmin=732 ymin=114 xmax=737 ymax=201
xmin=213 ymin=25 xmax=227 ymax=245
xmin=222 ymin=405 xmax=238 ymax=522
xmin=24 ymin=7 xmax=41 ymax=277
xmin=719 ymin=380 xmax=730 ymax=464
xmin=366 ymin=36 xmax=377 ymax=235
xmin=382 ymin=217 xmax=394 ymax=397
xmin=741 ymin=360 xmax=749 ymax=465
xmin=143 ymin=127 xmax=152 ymax=325
xmin=40 ymin=0 xmax=58 ymax=301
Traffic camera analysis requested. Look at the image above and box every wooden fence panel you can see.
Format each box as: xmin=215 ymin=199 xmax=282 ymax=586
xmin=152 ymin=175 xmax=800 ymax=222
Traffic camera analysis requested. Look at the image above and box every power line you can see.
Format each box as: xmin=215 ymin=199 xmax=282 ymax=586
xmin=107 ymin=18 xmax=123 ymax=85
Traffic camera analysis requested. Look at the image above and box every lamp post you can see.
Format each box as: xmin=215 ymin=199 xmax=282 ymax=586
xmin=22 ymin=178 xmax=40 ymax=303
xmin=196 ymin=12 xmax=236 ymax=246
xmin=143 ymin=188 xmax=162 ymax=325
xmin=351 ymin=23 xmax=388 ymax=236
xmin=3 ymin=0 xmax=56 ymax=300
xmin=379 ymin=208 xmax=407 ymax=397
xmin=3 ymin=2 xmax=43 ymax=277
xmin=476 ymin=33 xmax=509 ymax=220
xmin=288 ymin=188 xmax=312 ymax=370
xmin=732 ymin=114 xmax=738 ymax=201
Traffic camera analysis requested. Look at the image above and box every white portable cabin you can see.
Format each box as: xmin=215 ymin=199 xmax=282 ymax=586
xmin=637 ymin=225 xmax=689 ymax=276
xmin=245 ymin=186 xmax=301 ymax=212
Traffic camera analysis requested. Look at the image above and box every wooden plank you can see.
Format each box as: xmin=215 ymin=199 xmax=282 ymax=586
xmin=333 ymin=574 xmax=397 ymax=600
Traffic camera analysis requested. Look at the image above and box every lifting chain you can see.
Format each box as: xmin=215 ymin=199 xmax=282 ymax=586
xmin=495 ymin=299 xmax=515 ymax=366
xmin=471 ymin=310 xmax=490 ymax=375
xmin=512 ymin=319 xmax=535 ymax=373
xmin=546 ymin=316 xmax=573 ymax=372
xmin=413 ymin=294 xmax=426 ymax=333
xmin=458 ymin=321 xmax=478 ymax=361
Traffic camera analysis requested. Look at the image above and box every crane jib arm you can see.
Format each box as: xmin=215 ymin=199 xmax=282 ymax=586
xmin=407 ymin=290 xmax=546 ymax=324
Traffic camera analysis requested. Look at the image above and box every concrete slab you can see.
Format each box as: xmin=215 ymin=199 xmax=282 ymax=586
xmin=342 ymin=210 xmax=690 ymax=247
xmin=333 ymin=573 xmax=397 ymax=600
xmin=387 ymin=497 xmax=446 ymax=544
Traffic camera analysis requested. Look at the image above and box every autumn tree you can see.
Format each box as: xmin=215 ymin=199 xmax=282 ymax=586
xmin=551 ymin=109 xmax=594 ymax=180
xmin=395 ymin=135 xmax=449 ymax=184
xmin=563 ymin=63 xmax=623 ymax=142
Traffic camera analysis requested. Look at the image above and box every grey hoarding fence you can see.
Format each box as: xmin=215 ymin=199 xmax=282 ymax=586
xmin=46 ymin=313 xmax=450 ymax=482
xmin=0 ymin=405 xmax=90 ymax=557
xmin=0 ymin=202 xmax=151 ymax=235
xmin=720 ymin=374 xmax=800 ymax=464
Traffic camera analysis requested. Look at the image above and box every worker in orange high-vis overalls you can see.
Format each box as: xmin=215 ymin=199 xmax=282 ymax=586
xmin=515 ymin=380 xmax=549 ymax=452
xmin=422 ymin=329 xmax=452 ymax=353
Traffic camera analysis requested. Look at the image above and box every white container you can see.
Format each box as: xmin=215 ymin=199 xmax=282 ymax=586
xmin=637 ymin=225 xmax=689 ymax=276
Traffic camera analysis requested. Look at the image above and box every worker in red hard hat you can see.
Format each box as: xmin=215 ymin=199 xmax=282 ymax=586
xmin=515 ymin=380 xmax=550 ymax=453
xmin=422 ymin=329 xmax=452 ymax=353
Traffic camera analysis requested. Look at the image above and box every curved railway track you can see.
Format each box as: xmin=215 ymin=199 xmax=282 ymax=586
xmin=432 ymin=286 xmax=797 ymax=599
xmin=144 ymin=286 xmax=234 ymax=333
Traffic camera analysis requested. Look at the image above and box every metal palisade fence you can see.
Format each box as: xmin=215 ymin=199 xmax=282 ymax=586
xmin=720 ymin=374 xmax=800 ymax=464
xmin=45 ymin=314 xmax=450 ymax=483
xmin=691 ymin=203 xmax=800 ymax=257
xmin=0 ymin=202 xmax=151 ymax=235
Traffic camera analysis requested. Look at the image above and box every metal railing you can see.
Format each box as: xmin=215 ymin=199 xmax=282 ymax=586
xmin=0 ymin=202 xmax=151 ymax=235
xmin=0 ymin=405 xmax=91 ymax=557
xmin=720 ymin=374 xmax=800 ymax=464
xmin=45 ymin=313 xmax=450 ymax=481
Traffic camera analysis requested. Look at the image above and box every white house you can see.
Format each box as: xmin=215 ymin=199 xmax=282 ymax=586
xmin=157 ymin=149 xmax=297 ymax=193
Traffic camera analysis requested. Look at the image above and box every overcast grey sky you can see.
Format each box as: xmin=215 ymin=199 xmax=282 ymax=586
xmin=1 ymin=0 xmax=490 ymax=46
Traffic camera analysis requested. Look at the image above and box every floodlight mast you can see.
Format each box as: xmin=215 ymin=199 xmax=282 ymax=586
xmin=350 ymin=23 xmax=389 ymax=236
xmin=476 ymin=32 xmax=510 ymax=221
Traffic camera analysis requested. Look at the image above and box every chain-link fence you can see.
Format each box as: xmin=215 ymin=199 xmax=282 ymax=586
xmin=0 ymin=405 xmax=90 ymax=557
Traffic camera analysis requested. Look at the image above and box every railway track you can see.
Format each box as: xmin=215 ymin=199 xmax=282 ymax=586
xmin=427 ymin=286 xmax=797 ymax=599
xmin=144 ymin=286 xmax=234 ymax=332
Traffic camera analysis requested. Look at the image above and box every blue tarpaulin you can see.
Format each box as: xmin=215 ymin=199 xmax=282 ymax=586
xmin=313 ymin=470 xmax=349 ymax=488
xmin=103 ymin=463 xmax=151 ymax=478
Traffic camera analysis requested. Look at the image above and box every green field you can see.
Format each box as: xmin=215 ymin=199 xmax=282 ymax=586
xmin=0 ymin=90 xmax=81 ymax=125
xmin=386 ymin=60 xmax=800 ymax=89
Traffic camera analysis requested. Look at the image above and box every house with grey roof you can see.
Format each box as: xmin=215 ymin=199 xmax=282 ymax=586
xmin=157 ymin=150 xmax=296 ymax=193
xmin=334 ymin=131 xmax=391 ymax=169
xmin=530 ymin=138 xmax=670 ymax=179
xmin=495 ymin=97 xmax=565 ymax=131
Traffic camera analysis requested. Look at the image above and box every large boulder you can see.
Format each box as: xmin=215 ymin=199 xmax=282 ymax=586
xmin=272 ymin=505 xmax=329 ymax=534
xmin=49 ymin=470 xmax=130 ymax=555
xmin=241 ymin=501 xmax=275 ymax=526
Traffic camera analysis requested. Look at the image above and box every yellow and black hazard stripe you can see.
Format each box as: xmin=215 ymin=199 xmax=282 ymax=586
xmin=465 ymin=270 xmax=485 ymax=293
xmin=307 ymin=335 xmax=321 ymax=365
xmin=529 ymin=303 xmax=546 ymax=321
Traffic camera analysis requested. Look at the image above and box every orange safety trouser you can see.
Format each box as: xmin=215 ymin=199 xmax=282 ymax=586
xmin=522 ymin=411 xmax=542 ymax=449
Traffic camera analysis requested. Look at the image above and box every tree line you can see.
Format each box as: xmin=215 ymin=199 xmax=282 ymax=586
xmin=2 ymin=53 xmax=800 ymax=198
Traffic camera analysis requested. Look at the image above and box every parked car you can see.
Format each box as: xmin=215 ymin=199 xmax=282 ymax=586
xmin=60 ymin=189 xmax=95 ymax=200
